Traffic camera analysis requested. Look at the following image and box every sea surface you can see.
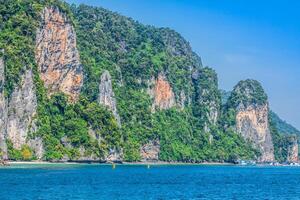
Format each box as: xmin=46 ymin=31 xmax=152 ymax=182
xmin=1 ymin=164 xmax=300 ymax=200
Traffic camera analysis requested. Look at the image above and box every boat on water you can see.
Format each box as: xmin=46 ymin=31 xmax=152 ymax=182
xmin=237 ymin=160 xmax=256 ymax=166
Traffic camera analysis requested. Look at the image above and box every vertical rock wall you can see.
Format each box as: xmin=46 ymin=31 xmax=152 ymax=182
xmin=7 ymin=70 xmax=37 ymax=150
xmin=230 ymin=80 xmax=275 ymax=162
xmin=287 ymin=137 xmax=298 ymax=163
xmin=36 ymin=7 xmax=83 ymax=102
xmin=0 ymin=56 xmax=7 ymax=159
xmin=236 ymin=104 xmax=275 ymax=162
xmin=98 ymin=70 xmax=121 ymax=126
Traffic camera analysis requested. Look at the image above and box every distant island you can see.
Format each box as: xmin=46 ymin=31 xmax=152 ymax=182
xmin=0 ymin=0 xmax=299 ymax=164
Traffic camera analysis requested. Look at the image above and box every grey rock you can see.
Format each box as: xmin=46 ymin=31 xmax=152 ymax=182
xmin=7 ymin=69 xmax=37 ymax=150
xmin=287 ymin=137 xmax=298 ymax=163
xmin=0 ymin=56 xmax=7 ymax=159
xmin=98 ymin=70 xmax=121 ymax=126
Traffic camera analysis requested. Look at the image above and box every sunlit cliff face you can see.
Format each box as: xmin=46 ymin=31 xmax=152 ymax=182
xmin=152 ymin=74 xmax=176 ymax=110
xmin=35 ymin=7 xmax=83 ymax=102
xmin=236 ymin=104 xmax=274 ymax=162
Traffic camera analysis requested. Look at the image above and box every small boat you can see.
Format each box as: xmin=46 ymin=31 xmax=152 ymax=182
xmin=237 ymin=160 xmax=256 ymax=166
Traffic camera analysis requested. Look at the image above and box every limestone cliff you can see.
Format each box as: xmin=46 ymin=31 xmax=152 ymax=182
xmin=149 ymin=74 xmax=176 ymax=111
xmin=236 ymin=104 xmax=274 ymax=162
xmin=140 ymin=140 xmax=160 ymax=161
xmin=229 ymin=80 xmax=275 ymax=162
xmin=0 ymin=56 xmax=7 ymax=159
xmin=7 ymin=69 xmax=38 ymax=150
xmin=287 ymin=136 xmax=298 ymax=163
xmin=98 ymin=70 xmax=121 ymax=125
xmin=35 ymin=7 xmax=83 ymax=102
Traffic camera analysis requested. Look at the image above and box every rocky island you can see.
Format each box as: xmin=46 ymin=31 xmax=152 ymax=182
xmin=0 ymin=0 xmax=298 ymax=164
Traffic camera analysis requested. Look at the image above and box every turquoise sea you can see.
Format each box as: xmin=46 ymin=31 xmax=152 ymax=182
xmin=1 ymin=164 xmax=300 ymax=200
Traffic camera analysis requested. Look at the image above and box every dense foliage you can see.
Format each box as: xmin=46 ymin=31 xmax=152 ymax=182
xmin=269 ymin=111 xmax=300 ymax=137
xmin=6 ymin=140 xmax=34 ymax=161
xmin=34 ymin=94 xmax=121 ymax=161
xmin=192 ymin=67 xmax=221 ymax=130
xmin=2 ymin=0 xmax=286 ymax=163
xmin=71 ymin=4 xmax=258 ymax=162
xmin=227 ymin=79 xmax=268 ymax=109
xmin=269 ymin=114 xmax=298 ymax=162
xmin=0 ymin=0 xmax=121 ymax=161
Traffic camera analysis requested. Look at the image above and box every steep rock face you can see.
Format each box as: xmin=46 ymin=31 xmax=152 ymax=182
xmin=0 ymin=56 xmax=7 ymax=159
xmin=287 ymin=137 xmax=298 ymax=163
xmin=98 ymin=70 xmax=121 ymax=125
xmin=230 ymin=80 xmax=274 ymax=162
xmin=7 ymin=70 xmax=37 ymax=150
xmin=236 ymin=104 xmax=274 ymax=162
xmin=35 ymin=7 xmax=83 ymax=102
xmin=149 ymin=74 xmax=176 ymax=111
xmin=140 ymin=140 xmax=160 ymax=161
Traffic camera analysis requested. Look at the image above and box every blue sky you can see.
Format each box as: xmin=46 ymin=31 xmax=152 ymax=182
xmin=67 ymin=0 xmax=300 ymax=130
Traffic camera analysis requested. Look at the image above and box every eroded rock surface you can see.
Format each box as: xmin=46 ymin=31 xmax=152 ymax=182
xmin=0 ymin=56 xmax=7 ymax=159
xmin=36 ymin=7 xmax=83 ymax=102
xmin=230 ymin=80 xmax=274 ymax=162
xmin=98 ymin=70 xmax=121 ymax=125
xmin=7 ymin=70 xmax=37 ymax=149
xmin=287 ymin=137 xmax=298 ymax=163
xmin=236 ymin=104 xmax=274 ymax=162
xmin=140 ymin=140 xmax=160 ymax=161
xmin=150 ymin=74 xmax=175 ymax=111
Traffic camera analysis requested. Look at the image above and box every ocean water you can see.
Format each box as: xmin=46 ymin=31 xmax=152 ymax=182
xmin=1 ymin=164 xmax=300 ymax=200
